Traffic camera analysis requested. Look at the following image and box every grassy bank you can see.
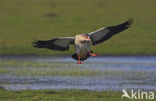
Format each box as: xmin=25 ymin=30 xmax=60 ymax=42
xmin=0 ymin=89 xmax=155 ymax=101
xmin=0 ymin=0 xmax=156 ymax=55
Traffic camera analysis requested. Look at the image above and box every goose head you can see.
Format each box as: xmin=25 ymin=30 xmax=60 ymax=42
xmin=81 ymin=34 xmax=91 ymax=42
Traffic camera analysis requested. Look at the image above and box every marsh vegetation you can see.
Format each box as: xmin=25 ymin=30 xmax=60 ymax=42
xmin=0 ymin=0 xmax=156 ymax=55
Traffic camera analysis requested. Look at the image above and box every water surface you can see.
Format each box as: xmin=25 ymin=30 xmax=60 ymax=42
xmin=0 ymin=56 xmax=156 ymax=91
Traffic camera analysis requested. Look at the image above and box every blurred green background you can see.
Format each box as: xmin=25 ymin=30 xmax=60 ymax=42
xmin=0 ymin=0 xmax=156 ymax=55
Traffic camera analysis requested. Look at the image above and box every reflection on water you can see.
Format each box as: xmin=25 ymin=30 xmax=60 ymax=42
xmin=0 ymin=56 xmax=156 ymax=91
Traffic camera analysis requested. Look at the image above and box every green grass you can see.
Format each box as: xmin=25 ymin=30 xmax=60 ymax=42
xmin=0 ymin=88 xmax=155 ymax=101
xmin=0 ymin=0 xmax=156 ymax=55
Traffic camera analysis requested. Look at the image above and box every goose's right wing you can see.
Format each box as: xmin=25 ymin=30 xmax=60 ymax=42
xmin=32 ymin=37 xmax=74 ymax=51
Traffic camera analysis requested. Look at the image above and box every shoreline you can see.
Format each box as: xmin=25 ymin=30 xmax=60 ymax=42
xmin=0 ymin=54 xmax=156 ymax=57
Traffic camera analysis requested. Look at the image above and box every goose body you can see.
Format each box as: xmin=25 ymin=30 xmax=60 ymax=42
xmin=74 ymin=34 xmax=91 ymax=55
xmin=72 ymin=34 xmax=93 ymax=63
xmin=33 ymin=18 xmax=133 ymax=64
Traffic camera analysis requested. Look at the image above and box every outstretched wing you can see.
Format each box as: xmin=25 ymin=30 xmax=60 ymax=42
xmin=89 ymin=18 xmax=133 ymax=45
xmin=32 ymin=37 xmax=74 ymax=51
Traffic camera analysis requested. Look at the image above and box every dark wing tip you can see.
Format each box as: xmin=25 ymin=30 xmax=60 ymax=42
xmin=32 ymin=39 xmax=44 ymax=48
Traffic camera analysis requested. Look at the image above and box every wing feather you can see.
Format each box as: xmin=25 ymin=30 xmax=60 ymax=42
xmin=89 ymin=18 xmax=133 ymax=45
xmin=32 ymin=37 xmax=74 ymax=51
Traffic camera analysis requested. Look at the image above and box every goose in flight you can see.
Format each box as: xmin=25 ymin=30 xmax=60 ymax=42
xmin=33 ymin=18 xmax=133 ymax=64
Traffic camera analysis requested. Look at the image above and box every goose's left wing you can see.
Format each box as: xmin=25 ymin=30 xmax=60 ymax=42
xmin=32 ymin=37 xmax=74 ymax=51
xmin=89 ymin=18 xmax=133 ymax=45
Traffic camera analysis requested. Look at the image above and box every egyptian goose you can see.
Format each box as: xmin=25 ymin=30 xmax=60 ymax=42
xmin=33 ymin=18 xmax=133 ymax=64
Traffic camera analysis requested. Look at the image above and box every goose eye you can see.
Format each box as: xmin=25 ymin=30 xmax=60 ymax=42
xmin=85 ymin=36 xmax=88 ymax=39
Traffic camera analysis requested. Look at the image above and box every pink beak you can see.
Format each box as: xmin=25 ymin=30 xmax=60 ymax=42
xmin=87 ymin=38 xmax=91 ymax=41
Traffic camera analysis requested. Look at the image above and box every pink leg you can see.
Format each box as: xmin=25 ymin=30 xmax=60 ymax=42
xmin=77 ymin=55 xmax=83 ymax=64
xmin=88 ymin=51 xmax=97 ymax=57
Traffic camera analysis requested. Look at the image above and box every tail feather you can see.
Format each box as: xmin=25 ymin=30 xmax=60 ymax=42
xmin=71 ymin=51 xmax=93 ymax=61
